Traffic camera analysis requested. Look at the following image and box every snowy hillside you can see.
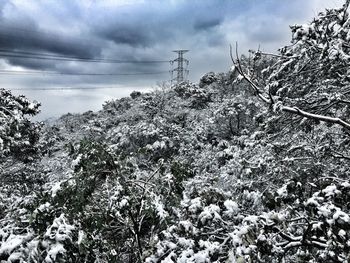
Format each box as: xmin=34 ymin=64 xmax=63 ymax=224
xmin=1 ymin=2 xmax=350 ymax=263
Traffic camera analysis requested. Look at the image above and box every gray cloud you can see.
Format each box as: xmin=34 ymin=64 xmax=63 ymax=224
xmin=194 ymin=18 xmax=222 ymax=31
xmin=243 ymin=17 xmax=288 ymax=44
xmin=101 ymin=27 xmax=152 ymax=47
xmin=0 ymin=26 xmax=100 ymax=56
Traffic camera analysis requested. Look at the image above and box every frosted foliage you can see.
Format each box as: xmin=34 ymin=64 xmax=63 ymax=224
xmin=43 ymin=214 xmax=75 ymax=262
xmin=1 ymin=3 xmax=350 ymax=262
xmin=0 ymin=88 xmax=41 ymax=160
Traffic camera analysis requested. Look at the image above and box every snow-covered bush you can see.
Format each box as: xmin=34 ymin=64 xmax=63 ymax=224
xmin=0 ymin=88 xmax=41 ymax=161
xmin=199 ymin=72 xmax=218 ymax=88
xmin=174 ymin=82 xmax=213 ymax=109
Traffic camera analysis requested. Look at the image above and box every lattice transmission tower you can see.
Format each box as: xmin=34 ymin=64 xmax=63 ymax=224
xmin=171 ymin=50 xmax=189 ymax=85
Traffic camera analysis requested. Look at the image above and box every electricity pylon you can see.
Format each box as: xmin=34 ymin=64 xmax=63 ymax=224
xmin=171 ymin=50 xmax=189 ymax=85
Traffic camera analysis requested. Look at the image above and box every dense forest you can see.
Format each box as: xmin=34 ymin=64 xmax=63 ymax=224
xmin=1 ymin=2 xmax=350 ymax=263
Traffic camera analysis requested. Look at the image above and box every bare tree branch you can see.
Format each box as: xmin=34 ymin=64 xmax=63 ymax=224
xmin=230 ymin=44 xmax=350 ymax=131
xmin=282 ymin=106 xmax=350 ymax=130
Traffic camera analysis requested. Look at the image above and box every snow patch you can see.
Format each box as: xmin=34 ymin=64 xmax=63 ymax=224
xmin=224 ymin=199 xmax=239 ymax=216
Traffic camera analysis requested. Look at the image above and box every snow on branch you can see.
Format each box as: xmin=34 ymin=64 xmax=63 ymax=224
xmin=230 ymin=44 xmax=350 ymax=131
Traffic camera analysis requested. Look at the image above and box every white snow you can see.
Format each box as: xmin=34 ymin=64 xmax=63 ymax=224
xmin=224 ymin=199 xmax=239 ymax=216
xmin=44 ymin=243 xmax=66 ymax=263
xmin=276 ymin=185 xmax=288 ymax=198
xmin=71 ymin=154 xmax=82 ymax=168
xmin=37 ymin=202 xmax=51 ymax=212
xmin=312 ymin=222 xmax=323 ymax=231
xmin=341 ymin=181 xmax=350 ymax=188
xmin=8 ymin=252 xmax=23 ymax=261
xmin=160 ymin=251 xmax=176 ymax=263
xmin=317 ymin=204 xmax=333 ymax=217
xmin=0 ymin=137 xmax=3 ymax=151
xmin=78 ymin=230 xmax=84 ymax=245
xmin=177 ymin=249 xmax=194 ymax=263
xmin=178 ymin=237 xmax=194 ymax=247
xmin=188 ymin=197 xmax=202 ymax=213
xmin=305 ymin=196 xmax=320 ymax=206
xmin=338 ymin=229 xmax=346 ymax=239
xmin=198 ymin=204 xmax=221 ymax=224
xmin=153 ymin=195 xmax=168 ymax=221
xmin=51 ymin=182 xmax=62 ymax=198
xmin=45 ymin=214 xmax=75 ymax=242
xmin=0 ymin=234 xmax=28 ymax=255
xmin=119 ymin=198 xmax=128 ymax=208
xmin=333 ymin=210 xmax=350 ymax=223
xmin=322 ymin=185 xmax=340 ymax=197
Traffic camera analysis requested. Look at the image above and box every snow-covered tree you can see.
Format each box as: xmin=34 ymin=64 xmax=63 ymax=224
xmin=0 ymin=88 xmax=41 ymax=161
xmin=233 ymin=1 xmax=350 ymax=132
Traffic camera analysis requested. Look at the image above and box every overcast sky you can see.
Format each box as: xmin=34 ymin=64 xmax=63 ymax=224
xmin=0 ymin=0 xmax=344 ymax=119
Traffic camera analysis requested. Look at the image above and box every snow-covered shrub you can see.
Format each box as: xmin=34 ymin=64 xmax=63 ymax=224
xmin=199 ymin=72 xmax=218 ymax=88
xmin=130 ymin=90 xmax=142 ymax=99
xmin=0 ymin=88 xmax=41 ymax=161
xmin=41 ymin=214 xmax=76 ymax=263
xmin=146 ymin=186 xmax=261 ymax=263
xmin=147 ymin=178 xmax=350 ymax=263
xmin=174 ymin=82 xmax=212 ymax=109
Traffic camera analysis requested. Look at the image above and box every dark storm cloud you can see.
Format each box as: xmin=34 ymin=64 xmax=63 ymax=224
xmin=0 ymin=0 xmax=339 ymax=71
xmin=3 ymin=57 xmax=58 ymax=70
xmin=93 ymin=21 xmax=160 ymax=48
xmin=0 ymin=25 xmax=101 ymax=57
xmin=107 ymin=28 xmax=151 ymax=47
xmin=0 ymin=0 xmax=235 ymax=72
xmin=0 ymin=0 xmax=245 ymax=70
xmin=0 ymin=1 xmax=101 ymax=70
xmin=194 ymin=18 xmax=222 ymax=31
xmin=91 ymin=0 xmax=237 ymax=47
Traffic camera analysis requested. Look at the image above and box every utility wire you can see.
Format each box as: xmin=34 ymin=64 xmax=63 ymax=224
xmin=0 ymin=69 xmax=169 ymax=76
xmin=11 ymin=87 xmax=129 ymax=91
xmin=0 ymin=48 xmax=78 ymax=58
xmin=0 ymin=49 xmax=170 ymax=63
xmin=0 ymin=24 xmax=105 ymax=48
xmin=0 ymin=26 xmax=169 ymax=63
xmin=0 ymin=25 xmax=172 ymax=78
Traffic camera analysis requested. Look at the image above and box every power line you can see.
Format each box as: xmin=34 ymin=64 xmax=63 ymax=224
xmin=0 ymin=25 xmax=170 ymax=64
xmin=0 ymin=49 xmax=170 ymax=64
xmin=0 ymin=24 xmax=105 ymax=48
xmin=0 ymin=48 xmax=78 ymax=58
xmin=0 ymin=69 xmax=169 ymax=76
xmin=0 ymin=25 xmax=172 ymax=80
xmin=10 ymin=87 xmax=129 ymax=91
